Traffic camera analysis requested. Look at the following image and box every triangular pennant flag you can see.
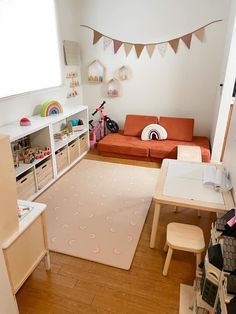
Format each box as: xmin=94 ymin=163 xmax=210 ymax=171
xmin=169 ymin=39 xmax=179 ymax=53
xmin=93 ymin=31 xmax=102 ymax=44
xmin=194 ymin=28 xmax=205 ymax=42
xmin=157 ymin=43 xmax=168 ymax=57
xmin=181 ymin=33 xmax=192 ymax=49
xmin=124 ymin=43 xmax=133 ymax=56
xmin=103 ymin=37 xmax=112 ymax=50
xmin=135 ymin=44 xmax=145 ymax=58
xmin=113 ymin=40 xmax=123 ymax=54
xmin=146 ymin=44 xmax=156 ymax=58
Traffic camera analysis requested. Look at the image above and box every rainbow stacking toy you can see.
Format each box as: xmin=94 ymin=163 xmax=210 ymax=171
xmin=40 ymin=100 xmax=63 ymax=117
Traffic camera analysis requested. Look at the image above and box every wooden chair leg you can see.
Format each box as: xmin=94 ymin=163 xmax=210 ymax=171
xmin=173 ymin=206 xmax=178 ymax=213
xmin=163 ymin=247 xmax=173 ymax=276
xmin=164 ymin=241 xmax=168 ymax=252
xmin=196 ymin=253 xmax=201 ymax=270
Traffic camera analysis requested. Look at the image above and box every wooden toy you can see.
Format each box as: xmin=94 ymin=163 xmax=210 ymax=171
xmin=69 ymin=119 xmax=84 ymax=131
xmin=40 ymin=100 xmax=63 ymax=117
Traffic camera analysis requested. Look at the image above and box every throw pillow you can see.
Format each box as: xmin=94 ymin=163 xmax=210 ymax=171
xmin=141 ymin=124 xmax=167 ymax=141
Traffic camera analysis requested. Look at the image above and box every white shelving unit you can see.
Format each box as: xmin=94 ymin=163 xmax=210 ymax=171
xmin=0 ymin=105 xmax=89 ymax=201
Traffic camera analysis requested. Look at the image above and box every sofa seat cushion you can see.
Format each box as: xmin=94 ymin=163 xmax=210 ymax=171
xmin=149 ymin=136 xmax=210 ymax=162
xmin=97 ymin=133 xmax=150 ymax=157
xmin=159 ymin=116 xmax=194 ymax=141
xmin=124 ymin=114 xmax=158 ymax=137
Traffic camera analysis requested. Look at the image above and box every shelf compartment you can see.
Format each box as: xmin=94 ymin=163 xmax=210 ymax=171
xmin=36 ymin=157 xmax=53 ymax=190
xmin=55 ymin=147 xmax=69 ymax=174
xmin=68 ymin=139 xmax=79 ymax=164
xmin=54 ymin=128 xmax=88 ymax=151
xmin=16 ymin=170 xmax=36 ymax=200
xmin=79 ymin=132 xmax=89 ymax=155
xmin=15 ymin=153 xmax=52 ymax=178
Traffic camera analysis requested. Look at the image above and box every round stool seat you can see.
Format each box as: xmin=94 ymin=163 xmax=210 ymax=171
xmin=167 ymin=222 xmax=205 ymax=253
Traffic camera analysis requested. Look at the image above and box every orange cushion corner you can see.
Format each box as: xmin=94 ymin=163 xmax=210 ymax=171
xmin=159 ymin=116 xmax=194 ymax=142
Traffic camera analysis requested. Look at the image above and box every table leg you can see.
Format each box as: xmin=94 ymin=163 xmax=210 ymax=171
xmin=150 ymin=203 xmax=161 ymax=248
xmin=44 ymin=251 xmax=51 ymax=270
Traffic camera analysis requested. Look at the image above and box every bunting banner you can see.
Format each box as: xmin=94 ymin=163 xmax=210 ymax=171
xmin=157 ymin=43 xmax=168 ymax=57
xmin=124 ymin=43 xmax=133 ymax=56
xmin=146 ymin=44 xmax=156 ymax=58
xmin=103 ymin=37 xmax=113 ymax=50
xmin=93 ymin=31 xmax=102 ymax=45
xmin=114 ymin=40 xmax=123 ymax=54
xmin=81 ymin=20 xmax=221 ymax=58
xmin=181 ymin=33 xmax=192 ymax=49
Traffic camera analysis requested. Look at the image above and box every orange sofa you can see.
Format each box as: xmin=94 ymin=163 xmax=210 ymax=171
xmin=97 ymin=114 xmax=211 ymax=162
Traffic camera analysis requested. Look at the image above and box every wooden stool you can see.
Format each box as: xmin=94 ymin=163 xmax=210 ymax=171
xmin=163 ymin=222 xmax=205 ymax=276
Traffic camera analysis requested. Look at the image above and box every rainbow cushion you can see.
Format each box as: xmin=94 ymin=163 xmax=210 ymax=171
xmin=40 ymin=100 xmax=63 ymax=117
xmin=141 ymin=124 xmax=167 ymax=141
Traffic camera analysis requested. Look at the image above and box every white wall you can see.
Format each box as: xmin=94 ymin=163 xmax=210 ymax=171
xmin=0 ymin=248 xmax=19 ymax=314
xmin=78 ymin=0 xmax=231 ymax=135
xmin=0 ymin=0 xmax=83 ymax=127
xmin=210 ymin=0 xmax=236 ymax=161
xmin=223 ymin=101 xmax=236 ymax=201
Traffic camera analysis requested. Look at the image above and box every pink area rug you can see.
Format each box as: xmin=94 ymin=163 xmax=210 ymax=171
xmin=37 ymin=159 xmax=159 ymax=270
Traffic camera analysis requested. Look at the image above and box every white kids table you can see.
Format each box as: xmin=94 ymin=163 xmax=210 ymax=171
xmin=150 ymin=159 xmax=234 ymax=248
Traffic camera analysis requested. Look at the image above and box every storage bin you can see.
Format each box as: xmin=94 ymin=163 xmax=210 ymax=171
xmin=36 ymin=158 xmax=53 ymax=190
xmin=16 ymin=170 xmax=36 ymax=200
xmin=68 ymin=139 xmax=79 ymax=163
xmin=79 ymin=133 xmax=88 ymax=155
xmin=55 ymin=146 xmax=68 ymax=173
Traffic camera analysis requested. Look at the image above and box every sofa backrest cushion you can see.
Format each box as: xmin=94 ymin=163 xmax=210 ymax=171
xmin=159 ymin=116 xmax=194 ymax=141
xmin=124 ymin=114 xmax=158 ymax=137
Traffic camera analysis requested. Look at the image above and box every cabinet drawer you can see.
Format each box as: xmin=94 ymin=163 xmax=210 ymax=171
xmin=36 ymin=158 xmax=53 ymax=190
xmin=3 ymin=216 xmax=46 ymax=293
xmin=56 ymin=147 xmax=68 ymax=173
xmin=69 ymin=139 xmax=79 ymax=163
xmin=79 ymin=133 xmax=88 ymax=155
xmin=16 ymin=171 xmax=36 ymax=200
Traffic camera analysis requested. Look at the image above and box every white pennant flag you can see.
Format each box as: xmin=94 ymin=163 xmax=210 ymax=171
xmin=103 ymin=37 xmax=113 ymax=50
xmin=157 ymin=43 xmax=168 ymax=57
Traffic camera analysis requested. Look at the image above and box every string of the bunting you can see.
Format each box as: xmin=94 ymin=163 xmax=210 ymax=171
xmin=81 ymin=20 xmax=222 ymax=58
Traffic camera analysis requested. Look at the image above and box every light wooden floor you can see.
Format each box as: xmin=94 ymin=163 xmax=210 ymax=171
xmin=16 ymin=152 xmax=215 ymax=314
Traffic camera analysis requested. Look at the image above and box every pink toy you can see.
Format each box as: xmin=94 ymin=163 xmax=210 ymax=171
xmin=20 ymin=117 xmax=31 ymax=126
xmin=89 ymin=101 xmax=119 ymax=149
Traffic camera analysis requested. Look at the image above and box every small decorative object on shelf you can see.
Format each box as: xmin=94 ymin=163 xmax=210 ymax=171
xmin=66 ymin=71 xmax=80 ymax=98
xmin=118 ymin=65 xmax=130 ymax=80
xmin=40 ymin=100 xmax=63 ymax=117
xmin=20 ymin=117 xmax=31 ymax=126
xmin=88 ymin=60 xmax=105 ymax=83
xmin=69 ymin=119 xmax=84 ymax=131
xmin=54 ymin=122 xmax=74 ymax=141
xmin=107 ymin=78 xmax=120 ymax=97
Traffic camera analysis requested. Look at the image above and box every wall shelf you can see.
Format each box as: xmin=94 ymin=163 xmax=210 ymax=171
xmin=88 ymin=60 xmax=105 ymax=83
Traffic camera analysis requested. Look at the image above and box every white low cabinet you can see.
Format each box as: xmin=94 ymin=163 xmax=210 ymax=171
xmin=0 ymin=105 xmax=89 ymax=200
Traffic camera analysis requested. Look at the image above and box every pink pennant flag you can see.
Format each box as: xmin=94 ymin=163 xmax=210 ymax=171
xmin=113 ymin=40 xmax=123 ymax=54
xmin=181 ymin=33 xmax=192 ymax=49
xmin=146 ymin=44 xmax=156 ymax=58
xmin=124 ymin=43 xmax=133 ymax=56
xmin=194 ymin=28 xmax=205 ymax=42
